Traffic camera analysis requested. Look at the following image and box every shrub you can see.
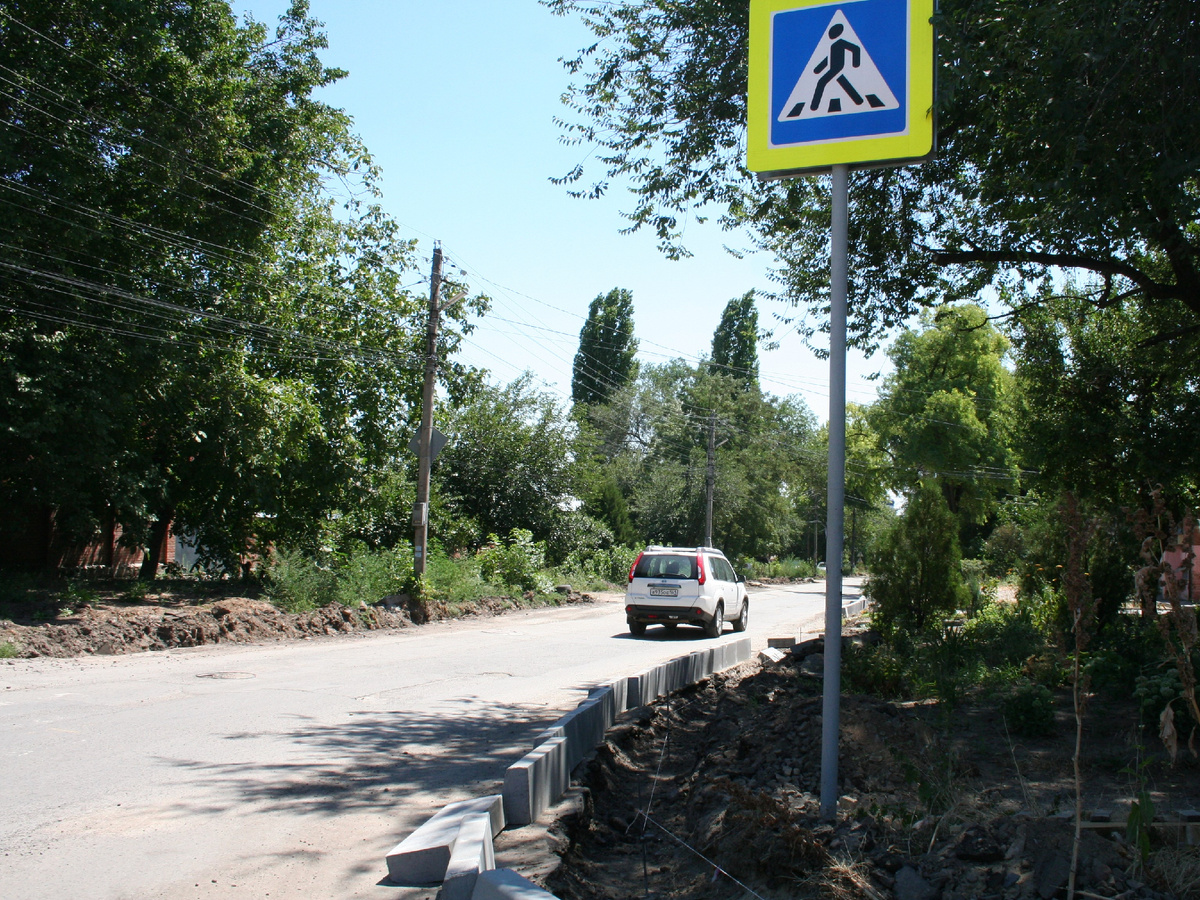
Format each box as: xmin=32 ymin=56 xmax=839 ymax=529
xmin=559 ymin=544 xmax=640 ymax=588
xmin=545 ymin=511 xmax=614 ymax=566
xmin=335 ymin=544 xmax=412 ymax=607
xmin=960 ymin=558 xmax=996 ymax=614
xmin=122 ymin=580 xmax=150 ymax=602
xmin=844 ymin=642 xmax=910 ymax=698
xmin=58 ymin=580 xmax=100 ymax=608
xmin=263 ymin=548 xmax=338 ymax=612
xmin=982 ymin=522 xmax=1025 ymax=578
xmin=865 ymin=481 xmax=970 ymax=636
xmin=1002 ymin=681 xmax=1056 ymax=737
xmin=744 ymin=557 xmax=818 ymax=580
xmin=0 ymin=641 xmax=18 ymax=659
xmin=477 ymin=529 xmax=552 ymax=594
xmin=961 ymin=603 xmax=1046 ymax=670
xmin=425 ymin=550 xmax=491 ymax=604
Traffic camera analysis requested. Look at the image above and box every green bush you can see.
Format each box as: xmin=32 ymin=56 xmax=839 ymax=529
xmin=0 ymin=641 xmax=18 ymax=659
xmin=844 ymin=642 xmax=911 ymax=698
xmin=59 ymin=580 xmax=100 ymax=608
xmin=425 ymin=550 xmax=492 ymax=604
xmin=545 ymin=511 xmax=614 ymax=566
xmin=744 ymin=557 xmax=818 ymax=580
xmin=559 ymin=544 xmax=640 ymax=588
xmin=961 ymin=603 xmax=1046 ymax=670
xmin=865 ymin=481 xmax=970 ymax=636
xmin=264 ymin=548 xmax=338 ymax=612
xmin=1002 ymin=681 xmax=1056 ymax=737
xmin=265 ymin=543 xmax=416 ymax=612
xmin=960 ymin=558 xmax=996 ymax=614
xmin=335 ymin=544 xmax=412 ymax=607
xmin=477 ymin=529 xmax=552 ymax=594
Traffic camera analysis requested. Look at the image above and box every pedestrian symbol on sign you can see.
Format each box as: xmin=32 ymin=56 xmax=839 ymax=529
xmin=777 ymin=10 xmax=899 ymax=122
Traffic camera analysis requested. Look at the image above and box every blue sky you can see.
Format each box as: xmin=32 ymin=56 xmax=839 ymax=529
xmin=232 ymin=0 xmax=890 ymax=418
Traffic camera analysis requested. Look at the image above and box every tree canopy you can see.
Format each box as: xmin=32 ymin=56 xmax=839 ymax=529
xmin=0 ymin=0 xmax=482 ymax=574
xmin=710 ymin=290 xmax=762 ymax=387
xmin=571 ymin=287 xmax=639 ymax=406
xmin=544 ymin=0 xmax=1200 ymax=349
xmin=867 ymin=304 xmax=1018 ymax=528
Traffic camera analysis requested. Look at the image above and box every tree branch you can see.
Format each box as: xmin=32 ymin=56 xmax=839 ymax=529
xmin=929 ymin=249 xmax=1196 ymax=310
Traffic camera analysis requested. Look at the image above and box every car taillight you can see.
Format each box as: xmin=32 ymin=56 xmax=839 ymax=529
xmin=628 ymin=552 xmax=644 ymax=583
xmin=696 ymin=554 xmax=706 ymax=584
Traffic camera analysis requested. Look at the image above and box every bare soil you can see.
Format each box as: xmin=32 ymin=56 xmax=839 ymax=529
xmin=0 ymin=578 xmax=594 ymax=658
xmin=546 ymin=641 xmax=1200 ymax=900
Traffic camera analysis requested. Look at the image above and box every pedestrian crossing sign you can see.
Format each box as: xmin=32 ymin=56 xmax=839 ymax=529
xmin=748 ymin=0 xmax=934 ymax=176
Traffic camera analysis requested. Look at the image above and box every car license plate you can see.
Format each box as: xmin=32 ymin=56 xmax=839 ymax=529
xmin=649 ymin=586 xmax=678 ymax=597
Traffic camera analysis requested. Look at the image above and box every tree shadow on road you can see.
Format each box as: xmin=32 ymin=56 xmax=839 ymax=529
xmin=160 ymin=700 xmax=560 ymax=817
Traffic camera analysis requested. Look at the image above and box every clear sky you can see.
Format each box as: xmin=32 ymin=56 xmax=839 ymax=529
xmin=232 ymin=0 xmax=891 ymax=419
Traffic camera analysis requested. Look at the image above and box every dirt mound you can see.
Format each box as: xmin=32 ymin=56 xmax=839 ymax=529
xmin=548 ymin=649 xmax=1195 ymax=900
xmin=0 ymin=591 xmax=594 ymax=658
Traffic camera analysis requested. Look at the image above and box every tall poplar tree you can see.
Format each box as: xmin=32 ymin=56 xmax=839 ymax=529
xmin=710 ymin=291 xmax=761 ymax=387
xmin=571 ymin=288 xmax=639 ymax=407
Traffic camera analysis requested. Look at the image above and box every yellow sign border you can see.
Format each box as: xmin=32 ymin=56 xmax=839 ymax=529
xmin=747 ymin=0 xmax=934 ymax=176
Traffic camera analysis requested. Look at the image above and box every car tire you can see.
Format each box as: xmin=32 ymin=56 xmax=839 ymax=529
xmin=704 ymin=603 xmax=724 ymax=639
xmin=628 ymin=620 xmax=646 ymax=637
xmin=732 ymin=598 xmax=749 ymax=633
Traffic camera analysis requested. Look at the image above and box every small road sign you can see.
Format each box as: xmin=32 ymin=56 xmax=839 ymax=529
xmin=409 ymin=425 xmax=448 ymax=462
xmin=748 ymin=0 xmax=934 ymax=176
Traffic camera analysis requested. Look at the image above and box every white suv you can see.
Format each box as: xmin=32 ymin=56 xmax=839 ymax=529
xmin=624 ymin=546 xmax=748 ymax=638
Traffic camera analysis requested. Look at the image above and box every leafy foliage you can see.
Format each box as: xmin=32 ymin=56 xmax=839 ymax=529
xmin=436 ymin=375 xmax=580 ymax=552
xmin=0 ymin=0 xmax=485 ymax=575
xmin=865 ymin=481 xmax=970 ymax=634
xmin=545 ymin=0 xmax=1200 ymax=348
xmin=477 ymin=529 xmax=552 ymax=594
xmin=571 ymin=287 xmax=639 ymax=406
xmin=867 ymin=304 xmax=1018 ymax=531
xmin=710 ymin=290 xmax=764 ymax=386
xmin=1002 ymin=682 xmax=1056 ymax=738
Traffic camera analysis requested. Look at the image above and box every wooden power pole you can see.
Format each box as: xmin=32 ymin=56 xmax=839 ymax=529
xmin=413 ymin=245 xmax=443 ymax=579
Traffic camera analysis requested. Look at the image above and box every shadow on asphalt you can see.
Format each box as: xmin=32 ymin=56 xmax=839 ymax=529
xmin=160 ymin=701 xmax=560 ymax=817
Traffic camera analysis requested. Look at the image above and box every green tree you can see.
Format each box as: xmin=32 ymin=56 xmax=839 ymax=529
xmin=436 ymin=375 xmax=581 ymax=555
xmin=601 ymin=359 xmax=822 ymax=561
xmin=583 ymin=474 xmax=639 ymax=547
xmin=710 ymin=290 xmax=763 ymax=386
xmin=866 ymin=480 xmax=970 ymax=634
xmin=545 ymin=0 xmax=1200 ymax=347
xmin=867 ymin=305 xmax=1018 ymax=534
xmin=571 ymin=287 xmax=639 ymax=406
xmin=1011 ymin=290 xmax=1200 ymax=510
xmin=0 ymin=1 xmax=477 ymax=575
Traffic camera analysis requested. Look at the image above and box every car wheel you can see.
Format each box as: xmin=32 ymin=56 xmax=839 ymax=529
xmin=732 ymin=598 xmax=749 ymax=633
xmin=628 ymin=620 xmax=646 ymax=637
xmin=704 ymin=603 xmax=724 ymax=639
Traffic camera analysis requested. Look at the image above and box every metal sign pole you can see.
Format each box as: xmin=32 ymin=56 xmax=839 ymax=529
xmin=820 ymin=162 xmax=849 ymax=821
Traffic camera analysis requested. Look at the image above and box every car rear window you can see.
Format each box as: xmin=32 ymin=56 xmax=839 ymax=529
xmin=633 ymin=554 xmax=698 ymax=580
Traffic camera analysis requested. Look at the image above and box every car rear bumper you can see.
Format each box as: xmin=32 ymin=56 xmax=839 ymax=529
xmin=625 ymin=603 xmax=715 ymax=626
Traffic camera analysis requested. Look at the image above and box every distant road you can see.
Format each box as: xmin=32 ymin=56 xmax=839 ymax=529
xmin=0 ymin=579 xmax=859 ymax=900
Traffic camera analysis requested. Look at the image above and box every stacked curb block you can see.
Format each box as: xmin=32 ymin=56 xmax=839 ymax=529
xmin=504 ymin=637 xmax=750 ymax=825
xmin=386 ymin=794 xmax=505 ymax=886
xmin=387 ymin=636 xmax=753 ymax=898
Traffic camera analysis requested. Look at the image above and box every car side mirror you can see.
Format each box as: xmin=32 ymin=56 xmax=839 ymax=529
xmin=737 ymin=574 xmax=745 ymax=583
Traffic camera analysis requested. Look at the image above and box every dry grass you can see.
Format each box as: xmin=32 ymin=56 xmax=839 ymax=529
xmin=1152 ymin=846 xmax=1200 ymax=899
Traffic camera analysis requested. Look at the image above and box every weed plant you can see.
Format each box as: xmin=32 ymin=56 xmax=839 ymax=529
xmin=0 ymin=640 xmax=18 ymax=658
xmin=743 ymin=557 xmax=819 ymax=580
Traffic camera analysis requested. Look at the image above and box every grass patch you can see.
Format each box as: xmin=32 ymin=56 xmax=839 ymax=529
xmin=0 ymin=641 xmax=18 ymax=659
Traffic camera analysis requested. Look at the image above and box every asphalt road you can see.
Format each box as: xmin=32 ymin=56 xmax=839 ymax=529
xmin=0 ymin=579 xmax=860 ymax=900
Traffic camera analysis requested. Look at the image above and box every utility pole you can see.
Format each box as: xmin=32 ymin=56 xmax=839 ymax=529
xmin=705 ymin=414 xmax=716 ymax=547
xmin=413 ymin=245 xmax=443 ymax=579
